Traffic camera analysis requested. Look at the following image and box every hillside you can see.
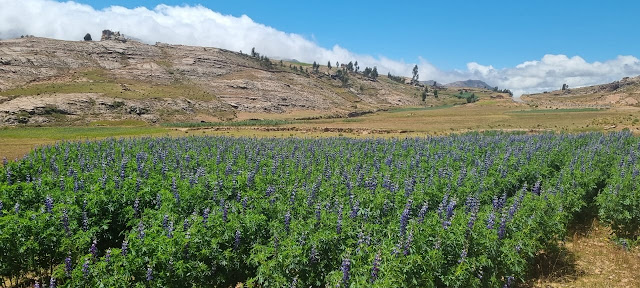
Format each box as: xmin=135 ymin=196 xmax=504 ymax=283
xmin=521 ymin=76 xmax=640 ymax=108
xmin=444 ymin=79 xmax=493 ymax=89
xmin=0 ymin=36 xmax=440 ymax=125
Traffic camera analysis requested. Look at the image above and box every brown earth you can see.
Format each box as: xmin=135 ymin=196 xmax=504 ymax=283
xmin=521 ymin=76 xmax=640 ymax=109
xmin=0 ymin=37 xmax=434 ymax=125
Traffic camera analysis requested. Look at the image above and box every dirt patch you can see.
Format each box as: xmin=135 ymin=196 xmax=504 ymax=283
xmin=529 ymin=220 xmax=640 ymax=288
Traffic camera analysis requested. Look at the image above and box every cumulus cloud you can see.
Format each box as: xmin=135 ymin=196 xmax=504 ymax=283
xmin=458 ymin=55 xmax=640 ymax=96
xmin=1 ymin=0 xmax=640 ymax=96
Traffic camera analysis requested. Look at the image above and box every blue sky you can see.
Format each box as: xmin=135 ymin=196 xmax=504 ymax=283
xmin=69 ymin=0 xmax=639 ymax=70
xmin=1 ymin=0 xmax=639 ymax=95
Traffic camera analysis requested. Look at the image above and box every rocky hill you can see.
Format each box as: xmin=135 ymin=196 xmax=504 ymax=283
xmin=444 ymin=80 xmax=493 ymax=89
xmin=521 ymin=76 xmax=640 ymax=108
xmin=0 ymin=36 xmax=427 ymax=125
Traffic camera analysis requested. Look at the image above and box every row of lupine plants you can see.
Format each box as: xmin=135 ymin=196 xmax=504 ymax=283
xmin=0 ymin=132 xmax=638 ymax=287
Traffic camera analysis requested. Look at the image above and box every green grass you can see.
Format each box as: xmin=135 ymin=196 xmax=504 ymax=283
xmin=0 ymin=126 xmax=168 ymax=140
xmin=0 ymin=69 xmax=219 ymax=101
xmin=89 ymin=119 xmax=149 ymax=127
xmin=162 ymin=119 xmax=295 ymax=128
xmin=509 ymin=108 xmax=606 ymax=114
xmin=388 ymin=105 xmax=455 ymax=113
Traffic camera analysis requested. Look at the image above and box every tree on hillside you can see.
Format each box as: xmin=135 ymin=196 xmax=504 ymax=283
xmin=336 ymin=69 xmax=349 ymax=87
xmin=363 ymin=67 xmax=372 ymax=78
xmin=347 ymin=61 xmax=354 ymax=72
xmin=328 ymin=61 xmax=332 ymax=70
xmin=421 ymin=86 xmax=428 ymax=101
xmin=336 ymin=62 xmax=339 ymax=69
xmin=562 ymin=84 xmax=568 ymax=90
xmin=434 ymin=90 xmax=438 ymax=98
xmin=371 ymin=67 xmax=378 ymax=80
xmin=354 ymin=61 xmax=359 ymax=73
xmin=411 ymin=65 xmax=419 ymax=84
xmin=251 ymin=47 xmax=256 ymax=57
xmin=83 ymin=33 xmax=92 ymax=41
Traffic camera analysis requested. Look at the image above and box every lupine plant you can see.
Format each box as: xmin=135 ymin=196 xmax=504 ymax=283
xmin=0 ymin=132 xmax=638 ymax=287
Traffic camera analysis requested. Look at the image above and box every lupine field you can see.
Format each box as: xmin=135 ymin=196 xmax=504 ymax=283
xmin=1 ymin=132 xmax=639 ymax=287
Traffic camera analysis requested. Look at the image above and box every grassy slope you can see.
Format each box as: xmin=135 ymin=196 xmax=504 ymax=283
xmin=0 ymin=69 xmax=219 ymax=101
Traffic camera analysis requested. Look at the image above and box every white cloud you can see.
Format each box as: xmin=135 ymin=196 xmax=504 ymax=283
xmin=1 ymin=0 xmax=640 ymax=96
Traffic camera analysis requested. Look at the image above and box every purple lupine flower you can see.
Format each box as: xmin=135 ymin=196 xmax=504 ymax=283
xmin=202 ymin=207 xmax=210 ymax=225
xmin=497 ymin=213 xmax=507 ymax=240
xmin=105 ymin=248 xmax=111 ymax=262
xmin=90 ymin=239 xmax=98 ymax=259
xmin=222 ymin=205 xmax=228 ymax=222
xmin=162 ymin=214 xmax=169 ymax=230
xmin=138 ymin=221 xmax=145 ymax=239
xmin=172 ymin=177 xmax=180 ymax=205
xmin=371 ymin=252 xmax=381 ymax=283
xmin=350 ymin=200 xmax=359 ymax=219
xmin=0 ymin=200 xmax=3 ymax=216
xmin=14 ymin=202 xmax=19 ymax=214
xmin=82 ymin=211 xmax=89 ymax=232
xmin=400 ymin=199 xmax=412 ymax=236
xmin=458 ymin=248 xmax=467 ymax=263
xmin=437 ymin=194 xmax=449 ymax=218
xmin=417 ymin=201 xmax=428 ymax=224
xmin=288 ymin=190 xmax=295 ymax=205
xmin=167 ymin=221 xmax=174 ymax=238
xmin=487 ymin=211 xmax=496 ymax=229
xmin=404 ymin=230 xmax=414 ymax=256
xmin=341 ymin=257 xmax=351 ymax=286
xmin=234 ymin=229 xmax=241 ymax=250
xmin=121 ymin=240 xmax=128 ymax=256
xmin=146 ymin=266 xmax=153 ymax=281
xmin=82 ymin=259 xmax=90 ymax=278
xmin=242 ymin=197 xmax=248 ymax=211
xmin=468 ymin=210 xmax=478 ymax=231
xmin=184 ymin=218 xmax=191 ymax=231
xmin=45 ymin=195 xmax=54 ymax=213
xmin=65 ymin=254 xmax=72 ymax=276
xmin=133 ymin=198 xmax=140 ymax=216
xmin=62 ymin=209 xmax=70 ymax=236
xmin=49 ymin=277 xmax=56 ymax=288
xmin=155 ymin=193 xmax=162 ymax=209
xmin=621 ymin=239 xmax=629 ymax=251
xmin=265 ymin=186 xmax=275 ymax=198
xmin=503 ymin=276 xmax=514 ymax=288
xmin=34 ymin=280 xmax=40 ymax=288
xmin=5 ymin=167 xmax=11 ymax=185
xmin=442 ymin=198 xmax=456 ymax=230
xmin=284 ymin=211 xmax=291 ymax=233
xmin=532 ymin=180 xmax=541 ymax=196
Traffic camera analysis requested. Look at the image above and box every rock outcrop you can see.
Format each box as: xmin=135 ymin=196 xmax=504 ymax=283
xmin=101 ymin=30 xmax=127 ymax=42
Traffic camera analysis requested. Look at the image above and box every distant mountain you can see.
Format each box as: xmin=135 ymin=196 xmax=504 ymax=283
xmin=445 ymin=80 xmax=493 ymax=89
xmin=419 ymin=80 xmax=444 ymax=87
